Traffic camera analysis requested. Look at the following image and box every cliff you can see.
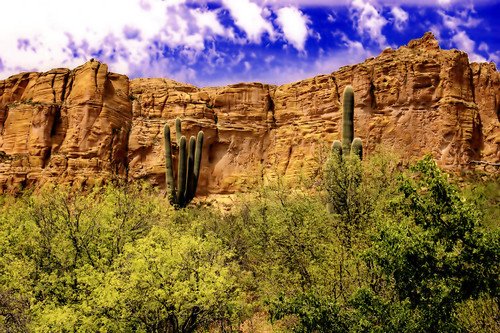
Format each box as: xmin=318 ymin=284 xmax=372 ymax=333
xmin=0 ymin=32 xmax=498 ymax=194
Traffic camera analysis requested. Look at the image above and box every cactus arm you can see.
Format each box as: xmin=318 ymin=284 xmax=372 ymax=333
xmin=177 ymin=136 xmax=187 ymax=207
xmin=351 ymin=137 xmax=363 ymax=160
xmin=342 ymin=85 xmax=354 ymax=155
xmin=175 ymin=118 xmax=182 ymax=144
xmin=192 ymin=131 xmax=204 ymax=199
xmin=185 ymin=136 xmax=196 ymax=202
xmin=332 ymin=140 xmax=342 ymax=160
xmin=164 ymin=123 xmax=176 ymax=204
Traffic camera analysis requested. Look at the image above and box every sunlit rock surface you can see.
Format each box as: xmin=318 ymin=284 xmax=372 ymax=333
xmin=0 ymin=33 xmax=498 ymax=193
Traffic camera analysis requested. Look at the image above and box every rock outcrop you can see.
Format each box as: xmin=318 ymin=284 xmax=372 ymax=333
xmin=0 ymin=32 xmax=498 ymax=194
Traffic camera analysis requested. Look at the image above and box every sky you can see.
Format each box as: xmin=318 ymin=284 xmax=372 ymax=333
xmin=0 ymin=0 xmax=498 ymax=86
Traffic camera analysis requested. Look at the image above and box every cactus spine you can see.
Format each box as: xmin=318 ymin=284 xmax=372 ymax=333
xmin=164 ymin=118 xmax=204 ymax=208
xmin=333 ymin=85 xmax=363 ymax=160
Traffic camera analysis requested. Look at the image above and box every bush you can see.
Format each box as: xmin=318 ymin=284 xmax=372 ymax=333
xmin=363 ymin=156 xmax=500 ymax=332
xmin=0 ymin=154 xmax=497 ymax=332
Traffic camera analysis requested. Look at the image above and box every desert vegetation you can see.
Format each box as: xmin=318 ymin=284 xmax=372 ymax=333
xmin=0 ymin=149 xmax=498 ymax=333
xmin=164 ymin=118 xmax=205 ymax=209
xmin=1 ymin=86 xmax=498 ymax=332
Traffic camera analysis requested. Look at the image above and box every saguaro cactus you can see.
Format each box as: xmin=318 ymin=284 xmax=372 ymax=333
xmin=333 ymin=85 xmax=363 ymax=160
xmin=164 ymin=118 xmax=204 ymax=208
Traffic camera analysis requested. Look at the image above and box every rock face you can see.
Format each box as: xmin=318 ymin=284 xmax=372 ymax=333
xmin=0 ymin=61 xmax=131 ymax=191
xmin=0 ymin=33 xmax=498 ymax=194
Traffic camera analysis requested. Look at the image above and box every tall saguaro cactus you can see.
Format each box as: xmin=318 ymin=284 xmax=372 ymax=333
xmin=332 ymin=85 xmax=363 ymax=160
xmin=164 ymin=118 xmax=204 ymax=208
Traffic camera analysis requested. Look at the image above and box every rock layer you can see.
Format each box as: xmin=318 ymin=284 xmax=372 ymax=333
xmin=0 ymin=33 xmax=498 ymax=194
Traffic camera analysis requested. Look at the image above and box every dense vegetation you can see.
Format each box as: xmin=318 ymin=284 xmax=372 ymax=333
xmin=0 ymin=152 xmax=498 ymax=332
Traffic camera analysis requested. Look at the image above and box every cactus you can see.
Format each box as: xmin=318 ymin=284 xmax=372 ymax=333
xmin=342 ymin=85 xmax=355 ymax=156
xmin=164 ymin=118 xmax=204 ymax=208
xmin=351 ymin=137 xmax=363 ymax=161
xmin=333 ymin=85 xmax=363 ymax=160
xmin=326 ymin=86 xmax=364 ymax=214
xmin=332 ymin=140 xmax=342 ymax=160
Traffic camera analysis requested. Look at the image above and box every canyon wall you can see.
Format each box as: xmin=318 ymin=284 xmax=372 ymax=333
xmin=0 ymin=32 xmax=498 ymax=194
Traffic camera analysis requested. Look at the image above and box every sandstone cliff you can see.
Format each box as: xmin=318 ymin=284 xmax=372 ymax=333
xmin=0 ymin=32 xmax=498 ymax=194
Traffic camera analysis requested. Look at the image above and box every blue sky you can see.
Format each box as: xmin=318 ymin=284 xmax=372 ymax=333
xmin=0 ymin=0 xmax=498 ymax=86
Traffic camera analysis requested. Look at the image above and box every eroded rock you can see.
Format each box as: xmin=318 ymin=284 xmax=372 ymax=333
xmin=0 ymin=33 xmax=498 ymax=194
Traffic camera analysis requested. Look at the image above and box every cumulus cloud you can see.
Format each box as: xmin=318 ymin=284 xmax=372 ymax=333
xmin=276 ymin=6 xmax=310 ymax=51
xmin=451 ymin=31 xmax=486 ymax=62
xmin=478 ymin=42 xmax=489 ymax=52
xmin=0 ymin=0 xmax=496 ymax=86
xmin=256 ymin=0 xmax=496 ymax=7
xmin=0 ymin=0 xmax=224 ymax=79
xmin=451 ymin=31 xmax=475 ymax=52
xmin=390 ymin=6 xmax=409 ymax=31
xmin=438 ymin=10 xmax=481 ymax=30
xmin=488 ymin=52 xmax=500 ymax=64
xmin=351 ymin=0 xmax=388 ymax=47
xmin=221 ymin=0 xmax=274 ymax=43
xmin=336 ymin=31 xmax=374 ymax=60
xmin=190 ymin=8 xmax=227 ymax=37
xmin=476 ymin=42 xmax=499 ymax=64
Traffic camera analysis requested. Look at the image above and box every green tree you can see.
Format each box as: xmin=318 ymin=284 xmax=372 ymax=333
xmin=85 ymin=226 xmax=244 ymax=332
xmin=366 ymin=156 xmax=500 ymax=332
xmin=0 ymin=183 xmax=168 ymax=332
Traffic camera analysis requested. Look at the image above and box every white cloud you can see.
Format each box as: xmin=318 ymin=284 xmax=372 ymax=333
xmin=391 ymin=6 xmax=409 ymax=31
xmin=429 ymin=24 xmax=443 ymax=42
xmin=489 ymin=52 xmax=500 ymax=64
xmin=256 ymin=0 xmax=497 ymax=7
xmin=221 ymin=0 xmax=274 ymax=43
xmin=451 ymin=31 xmax=486 ymax=62
xmin=469 ymin=54 xmax=487 ymax=63
xmin=0 ymin=0 xmax=224 ymax=79
xmin=129 ymin=57 xmax=197 ymax=83
xmin=337 ymin=31 xmax=373 ymax=59
xmin=351 ymin=0 xmax=388 ymax=47
xmin=476 ymin=42 xmax=499 ymax=64
xmin=276 ymin=6 xmax=310 ymax=51
xmin=478 ymin=42 xmax=489 ymax=52
xmin=254 ymin=42 xmax=374 ymax=85
xmin=0 ymin=0 xmax=496 ymax=86
xmin=437 ymin=0 xmax=452 ymax=6
xmin=451 ymin=31 xmax=475 ymax=53
xmin=190 ymin=8 xmax=227 ymax=37
xmin=438 ymin=10 xmax=481 ymax=31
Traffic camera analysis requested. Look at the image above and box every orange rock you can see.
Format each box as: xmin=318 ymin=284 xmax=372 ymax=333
xmin=0 ymin=33 xmax=498 ymax=194
xmin=0 ymin=60 xmax=131 ymax=191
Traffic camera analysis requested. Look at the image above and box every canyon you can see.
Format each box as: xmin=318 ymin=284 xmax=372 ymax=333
xmin=0 ymin=32 xmax=498 ymax=194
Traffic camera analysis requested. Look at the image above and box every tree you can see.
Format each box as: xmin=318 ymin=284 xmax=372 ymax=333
xmin=366 ymin=156 xmax=500 ymax=332
xmin=87 ymin=226 xmax=244 ymax=332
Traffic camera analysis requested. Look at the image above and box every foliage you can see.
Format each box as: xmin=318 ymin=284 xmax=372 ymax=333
xmin=0 ymin=153 xmax=498 ymax=332
xmin=324 ymin=154 xmax=367 ymax=245
xmin=366 ymin=156 xmax=500 ymax=331
xmin=202 ymin=180 xmax=337 ymax=299
xmin=82 ymin=228 xmax=243 ymax=332
xmin=0 ymin=183 xmax=244 ymax=332
xmin=461 ymin=173 xmax=500 ymax=229
xmin=271 ymin=154 xmax=499 ymax=333
xmin=269 ymin=292 xmax=347 ymax=333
